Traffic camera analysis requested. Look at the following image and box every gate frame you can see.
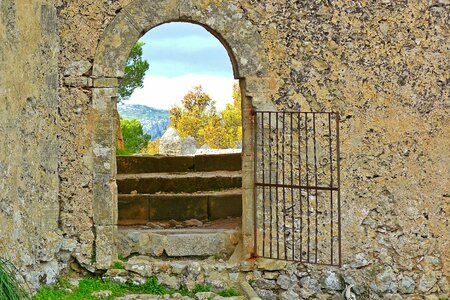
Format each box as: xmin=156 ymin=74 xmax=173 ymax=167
xmin=253 ymin=111 xmax=342 ymax=266
xmin=90 ymin=0 xmax=272 ymax=268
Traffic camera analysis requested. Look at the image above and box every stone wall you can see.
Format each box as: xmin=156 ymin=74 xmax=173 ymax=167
xmin=0 ymin=0 xmax=76 ymax=288
xmin=0 ymin=0 xmax=448 ymax=297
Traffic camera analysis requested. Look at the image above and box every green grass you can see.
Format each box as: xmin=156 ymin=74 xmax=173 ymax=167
xmin=34 ymin=277 xmax=170 ymax=300
xmin=34 ymin=277 xmax=240 ymax=299
xmin=112 ymin=262 xmax=125 ymax=270
xmin=191 ymin=284 xmax=211 ymax=294
xmin=217 ymin=288 xmax=240 ymax=297
xmin=0 ymin=257 xmax=30 ymax=300
xmin=117 ymin=255 xmax=126 ymax=262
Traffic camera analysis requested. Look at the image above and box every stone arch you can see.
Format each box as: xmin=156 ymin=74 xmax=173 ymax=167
xmin=90 ymin=0 xmax=271 ymax=268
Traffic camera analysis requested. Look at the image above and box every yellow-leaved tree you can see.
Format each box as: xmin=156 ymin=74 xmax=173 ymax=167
xmin=169 ymin=84 xmax=242 ymax=149
xmin=170 ymin=85 xmax=217 ymax=145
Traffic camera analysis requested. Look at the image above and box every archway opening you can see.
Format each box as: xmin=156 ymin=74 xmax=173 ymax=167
xmin=115 ymin=22 xmax=244 ymax=258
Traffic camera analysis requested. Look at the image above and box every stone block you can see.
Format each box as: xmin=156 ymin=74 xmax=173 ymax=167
xmin=93 ymin=78 xmax=119 ymax=88
xmin=93 ymin=174 xmax=118 ymax=226
xmin=165 ymin=232 xmax=235 ymax=257
xmin=64 ymin=60 xmax=92 ymax=76
xmin=194 ymin=153 xmax=242 ymax=172
xmin=93 ymin=13 xmax=141 ymax=77
xmin=95 ymin=225 xmax=117 ymax=269
xmin=117 ymin=173 xmax=242 ymax=194
xmin=137 ymin=232 xmax=167 ymax=257
xmin=123 ymin=0 xmax=179 ymax=33
xmin=92 ymin=88 xmax=118 ymax=112
xmin=148 ymin=194 xmax=208 ymax=221
xmin=118 ymin=195 xmax=149 ymax=225
xmin=64 ymin=76 xmax=89 ymax=87
xmin=124 ymin=255 xmax=153 ymax=277
xmin=116 ymin=155 xmax=194 ymax=174
xmin=208 ymin=193 xmax=242 ymax=220
xmin=117 ymin=229 xmax=166 ymax=257
xmin=92 ymin=142 xmax=113 ymax=159
xmin=256 ymin=258 xmax=287 ymax=271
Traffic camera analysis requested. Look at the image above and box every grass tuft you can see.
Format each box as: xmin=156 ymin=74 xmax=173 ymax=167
xmin=0 ymin=257 xmax=30 ymax=300
xmin=191 ymin=284 xmax=211 ymax=294
xmin=117 ymin=255 xmax=126 ymax=262
xmin=217 ymin=288 xmax=240 ymax=297
xmin=112 ymin=262 xmax=125 ymax=270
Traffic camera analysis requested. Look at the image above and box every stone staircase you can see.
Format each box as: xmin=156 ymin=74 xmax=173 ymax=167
xmin=115 ymin=153 xmax=243 ymax=258
xmin=116 ymin=153 xmax=242 ymax=225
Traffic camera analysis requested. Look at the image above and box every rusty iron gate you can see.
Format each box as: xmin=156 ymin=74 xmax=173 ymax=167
xmin=253 ymin=111 xmax=341 ymax=266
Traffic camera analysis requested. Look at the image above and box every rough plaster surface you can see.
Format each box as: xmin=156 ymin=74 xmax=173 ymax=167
xmin=0 ymin=0 xmax=76 ymax=287
xmin=0 ymin=0 xmax=448 ymax=297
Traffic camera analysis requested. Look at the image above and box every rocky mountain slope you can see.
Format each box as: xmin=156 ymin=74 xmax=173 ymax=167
xmin=118 ymin=103 xmax=170 ymax=140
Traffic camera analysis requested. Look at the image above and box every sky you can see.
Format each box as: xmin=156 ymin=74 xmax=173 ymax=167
xmin=127 ymin=22 xmax=237 ymax=111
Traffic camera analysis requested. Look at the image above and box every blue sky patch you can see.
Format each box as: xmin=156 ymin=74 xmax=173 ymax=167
xmin=140 ymin=22 xmax=234 ymax=78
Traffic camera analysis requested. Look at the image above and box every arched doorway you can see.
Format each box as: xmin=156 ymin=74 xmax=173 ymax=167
xmin=91 ymin=0 xmax=270 ymax=268
xmin=116 ymin=22 xmax=243 ymax=257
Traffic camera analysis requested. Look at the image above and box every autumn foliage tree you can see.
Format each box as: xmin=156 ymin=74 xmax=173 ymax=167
xmin=169 ymin=85 xmax=217 ymax=145
xmin=169 ymin=84 xmax=242 ymax=149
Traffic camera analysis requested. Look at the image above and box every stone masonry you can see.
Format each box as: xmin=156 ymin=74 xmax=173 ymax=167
xmin=0 ymin=0 xmax=448 ymax=298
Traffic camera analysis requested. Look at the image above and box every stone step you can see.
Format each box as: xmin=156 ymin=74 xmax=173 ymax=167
xmin=117 ymin=153 xmax=242 ymax=174
xmin=118 ymin=190 xmax=242 ymax=225
xmin=117 ymin=171 xmax=242 ymax=194
xmin=117 ymin=227 xmax=241 ymax=258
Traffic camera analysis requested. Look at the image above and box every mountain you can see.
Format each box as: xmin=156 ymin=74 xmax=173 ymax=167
xmin=118 ymin=103 xmax=170 ymax=140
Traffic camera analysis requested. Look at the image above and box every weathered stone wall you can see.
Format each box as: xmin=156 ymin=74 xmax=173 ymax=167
xmin=0 ymin=0 xmax=75 ymax=288
xmin=56 ymin=0 xmax=449 ymax=298
xmin=0 ymin=0 xmax=448 ymax=297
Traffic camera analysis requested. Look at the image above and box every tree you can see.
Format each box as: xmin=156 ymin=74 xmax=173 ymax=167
xmin=147 ymin=138 xmax=160 ymax=155
xmin=118 ymin=118 xmax=151 ymax=155
xmin=219 ymin=83 xmax=242 ymax=148
xmin=118 ymin=41 xmax=150 ymax=102
xmin=116 ymin=41 xmax=150 ymax=151
xmin=169 ymin=85 xmax=217 ymax=145
xmin=169 ymin=84 xmax=242 ymax=149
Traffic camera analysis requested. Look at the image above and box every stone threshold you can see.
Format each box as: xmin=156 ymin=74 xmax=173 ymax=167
xmin=117 ymin=226 xmax=241 ymax=258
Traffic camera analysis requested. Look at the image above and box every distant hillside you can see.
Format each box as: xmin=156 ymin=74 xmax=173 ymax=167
xmin=118 ymin=103 xmax=170 ymax=140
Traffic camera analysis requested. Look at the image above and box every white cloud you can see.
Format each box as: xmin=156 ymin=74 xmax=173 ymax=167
xmin=127 ymin=75 xmax=238 ymax=111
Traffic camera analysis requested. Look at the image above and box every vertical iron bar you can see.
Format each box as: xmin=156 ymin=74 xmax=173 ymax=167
xmin=282 ymin=113 xmax=287 ymax=259
xmin=268 ymin=112 xmax=273 ymax=258
xmin=304 ymin=112 xmax=310 ymax=262
xmin=328 ymin=113 xmax=334 ymax=264
xmin=253 ymin=112 xmax=258 ymax=256
xmin=312 ymin=113 xmax=319 ymax=263
xmin=261 ymin=113 xmax=266 ymax=257
xmin=298 ymin=112 xmax=303 ymax=262
xmin=336 ymin=112 xmax=342 ymax=266
xmin=290 ymin=113 xmax=294 ymax=261
xmin=275 ymin=111 xmax=280 ymax=259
